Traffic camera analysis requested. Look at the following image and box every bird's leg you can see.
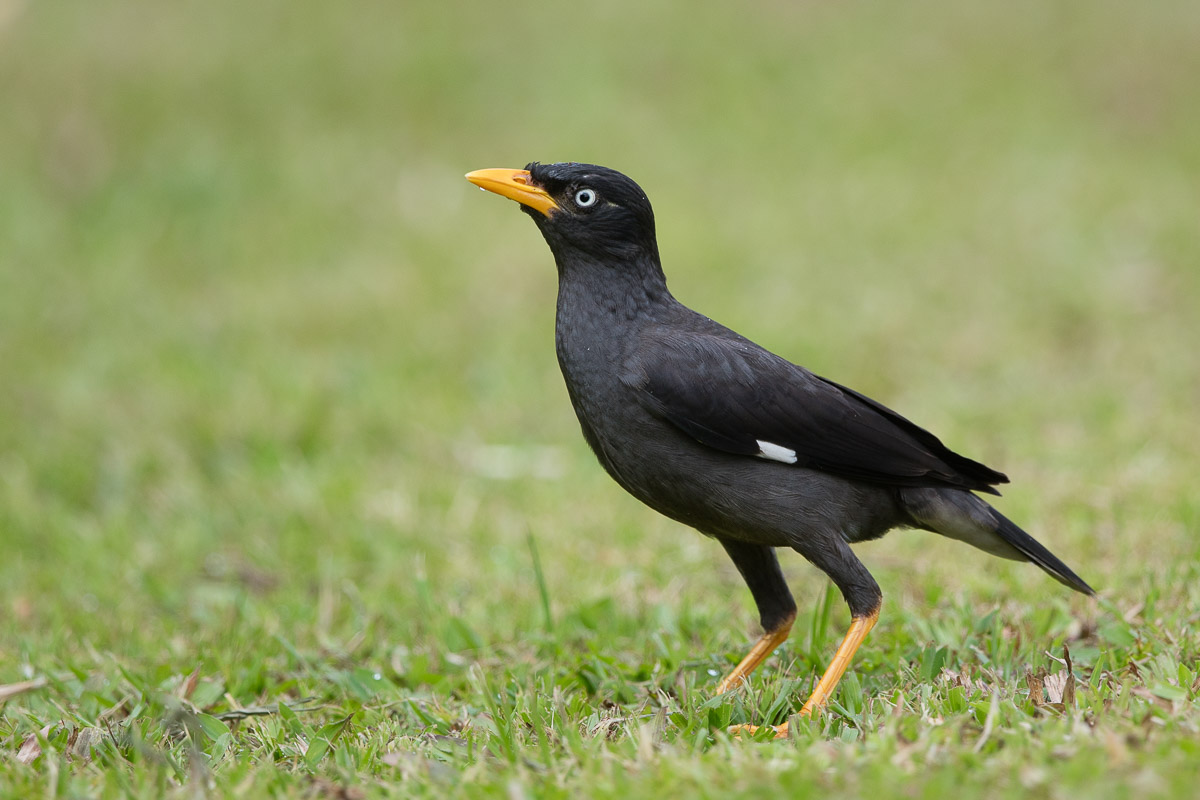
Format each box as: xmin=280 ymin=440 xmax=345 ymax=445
xmin=730 ymin=540 xmax=882 ymax=739
xmin=715 ymin=613 xmax=796 ymax=694
xmin=798 ymin=604 xmax=879 ymax=716
xmin=715 ymin=541 xmax=797 ymax=693
xmin=731 ymin=602 xmax=880 ymax=739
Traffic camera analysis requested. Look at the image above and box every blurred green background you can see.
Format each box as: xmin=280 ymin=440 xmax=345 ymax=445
xmin=2 ymin=0 xmax=1198 ymax=794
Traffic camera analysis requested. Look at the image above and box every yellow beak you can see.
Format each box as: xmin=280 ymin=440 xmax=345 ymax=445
xmin=465 ymin=168 xmax=559 ymax=217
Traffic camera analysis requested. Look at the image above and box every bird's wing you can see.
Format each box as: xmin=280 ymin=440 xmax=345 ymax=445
xmin=625 ymin=331 xmax=1007 ymax=494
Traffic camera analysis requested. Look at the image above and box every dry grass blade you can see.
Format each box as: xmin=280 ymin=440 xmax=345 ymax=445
xmin=1029 ymin=646 xmax=1077 ymax=712
xmin=180 ymin=666 xmax=201 ymax=701
xmin=1025 ymin=670 xmax=1046 ymax=708
xmin=16 ymin=724 xmax=55 ymax=765
xmin=214 ymin=697 xmax=322 ymax=721
xmin=0 ymin=678 xmax=48 ymax=703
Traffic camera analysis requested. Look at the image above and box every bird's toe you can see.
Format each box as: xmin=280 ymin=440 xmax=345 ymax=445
xmin=727 ymin=721 xmax=791 ymax=740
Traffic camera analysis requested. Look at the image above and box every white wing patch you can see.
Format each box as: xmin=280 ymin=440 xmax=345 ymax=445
xmin=755 ymin=439 xmax=798 ymax=465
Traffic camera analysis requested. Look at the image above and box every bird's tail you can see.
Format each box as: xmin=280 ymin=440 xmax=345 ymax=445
xmin=901 ymin=487 xmax=1095 ymax=596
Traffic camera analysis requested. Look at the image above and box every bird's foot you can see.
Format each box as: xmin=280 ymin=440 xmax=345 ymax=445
xmin=727 ymin=721 xmax=791 ymax=740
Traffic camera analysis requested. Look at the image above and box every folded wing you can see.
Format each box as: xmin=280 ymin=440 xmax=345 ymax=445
xmin=627 ymin=331 xmax=1008 ymax=494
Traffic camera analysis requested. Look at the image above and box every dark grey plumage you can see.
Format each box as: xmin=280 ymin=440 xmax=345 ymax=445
xmin=467 ymin=161 xmax=1093 ymax=722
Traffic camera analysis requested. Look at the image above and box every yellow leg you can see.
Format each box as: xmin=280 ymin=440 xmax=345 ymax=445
xmin=730 ymin=603 xmax=881 ymax=739
xmin=715 ymin=611 xmax=796 ymax=694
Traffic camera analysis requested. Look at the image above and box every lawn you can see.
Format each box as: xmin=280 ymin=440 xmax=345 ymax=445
xmin=2 ymin=0 xmax=1199 ymax=796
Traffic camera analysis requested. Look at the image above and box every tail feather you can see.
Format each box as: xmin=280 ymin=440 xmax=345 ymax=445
xmin=991 ymin=507 xmax=1095 ymax=596
xmin=901 ymin=488 xmax=1095 ymax=596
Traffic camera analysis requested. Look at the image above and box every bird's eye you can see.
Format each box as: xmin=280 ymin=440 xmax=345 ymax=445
xmin=573 ymin=188 xmax=598 ymax=208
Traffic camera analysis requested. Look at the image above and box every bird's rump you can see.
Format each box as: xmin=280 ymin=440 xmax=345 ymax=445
xmin=625 ymin=329 xmax=1009 ymax=494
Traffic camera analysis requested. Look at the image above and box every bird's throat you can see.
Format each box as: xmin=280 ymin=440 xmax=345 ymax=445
xmin=552 ymin=251 xmax=671 ymax=318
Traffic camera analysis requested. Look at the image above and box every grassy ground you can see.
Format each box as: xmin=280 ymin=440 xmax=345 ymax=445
xmin=2 ymin=0 xmax=1199 ymax=796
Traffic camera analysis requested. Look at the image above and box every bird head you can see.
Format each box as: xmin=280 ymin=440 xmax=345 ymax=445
xmin=466 ymin=162 xmax=659 ymax=264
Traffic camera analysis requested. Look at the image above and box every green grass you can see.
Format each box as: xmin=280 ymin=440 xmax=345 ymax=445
xmin=3 ymin=0 xmax=1200 ymax=796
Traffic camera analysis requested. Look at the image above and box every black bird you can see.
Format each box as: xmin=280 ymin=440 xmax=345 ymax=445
xmin=466 ymin=162 xmax=1094 ymax=737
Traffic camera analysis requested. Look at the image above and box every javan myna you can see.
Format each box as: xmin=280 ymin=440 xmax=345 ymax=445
xmin=466 ymin=162 xmax=1093 ymax=737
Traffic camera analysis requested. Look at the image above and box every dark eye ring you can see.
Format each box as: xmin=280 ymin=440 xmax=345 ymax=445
xmin=574 ymin=188 xmax=598 ymax=208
